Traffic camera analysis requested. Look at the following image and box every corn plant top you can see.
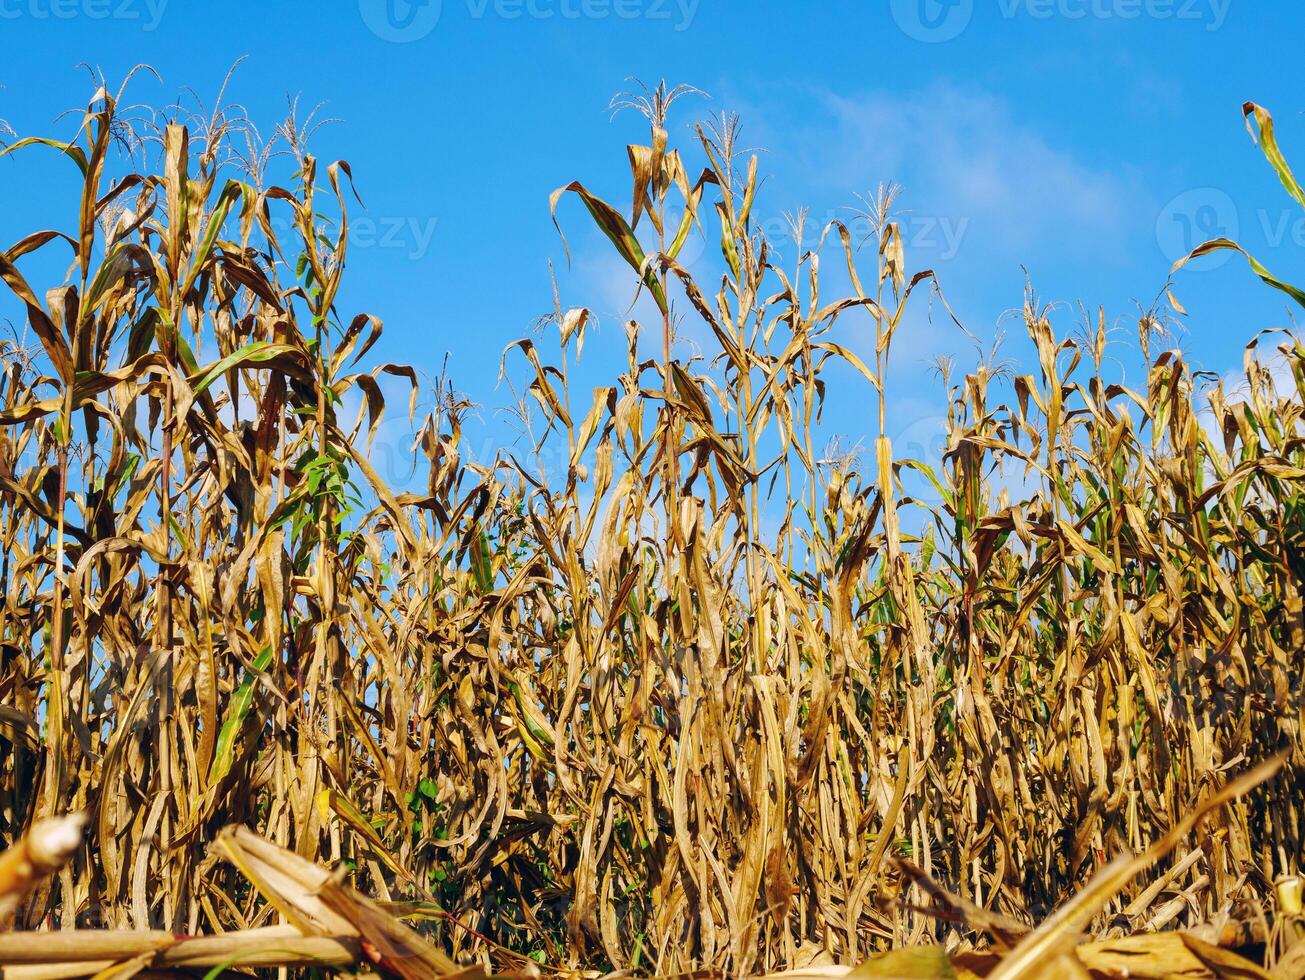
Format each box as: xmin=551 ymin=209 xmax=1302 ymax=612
xmin=0 ymin=77 xmax=1302 ymax=976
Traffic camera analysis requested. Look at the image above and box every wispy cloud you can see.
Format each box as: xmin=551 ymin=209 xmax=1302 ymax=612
xmin=764 ymin=81 xmax=1137 ymax=260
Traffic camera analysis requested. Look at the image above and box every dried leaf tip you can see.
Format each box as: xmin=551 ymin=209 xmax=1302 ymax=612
xmin=1277 ymin=874 xmax=1303 ymax=917
xmin=0 ymin=813 xmax=87 ymax=924
xmin=26 ymin=813 xmax=87 ymax=870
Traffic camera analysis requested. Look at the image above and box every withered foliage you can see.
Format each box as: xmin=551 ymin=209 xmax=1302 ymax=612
xmin=0 ymin=78 xmax=1302 ymax=976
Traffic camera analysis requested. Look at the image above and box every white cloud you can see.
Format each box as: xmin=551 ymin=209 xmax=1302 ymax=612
xmin=738 ymin=80 xmax=1136 ymax=263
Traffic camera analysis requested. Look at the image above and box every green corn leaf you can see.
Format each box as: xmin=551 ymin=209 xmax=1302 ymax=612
xmin=208 ymin=645 xmax=274 ymax=786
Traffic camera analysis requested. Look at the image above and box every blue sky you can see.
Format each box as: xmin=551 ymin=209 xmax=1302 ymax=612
xmin=1 ymin=0 xmax=1302 ymax=491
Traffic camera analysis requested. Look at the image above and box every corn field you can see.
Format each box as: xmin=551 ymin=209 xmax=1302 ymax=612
xmin=0 ymin=76 xmax=1302 ymax=976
